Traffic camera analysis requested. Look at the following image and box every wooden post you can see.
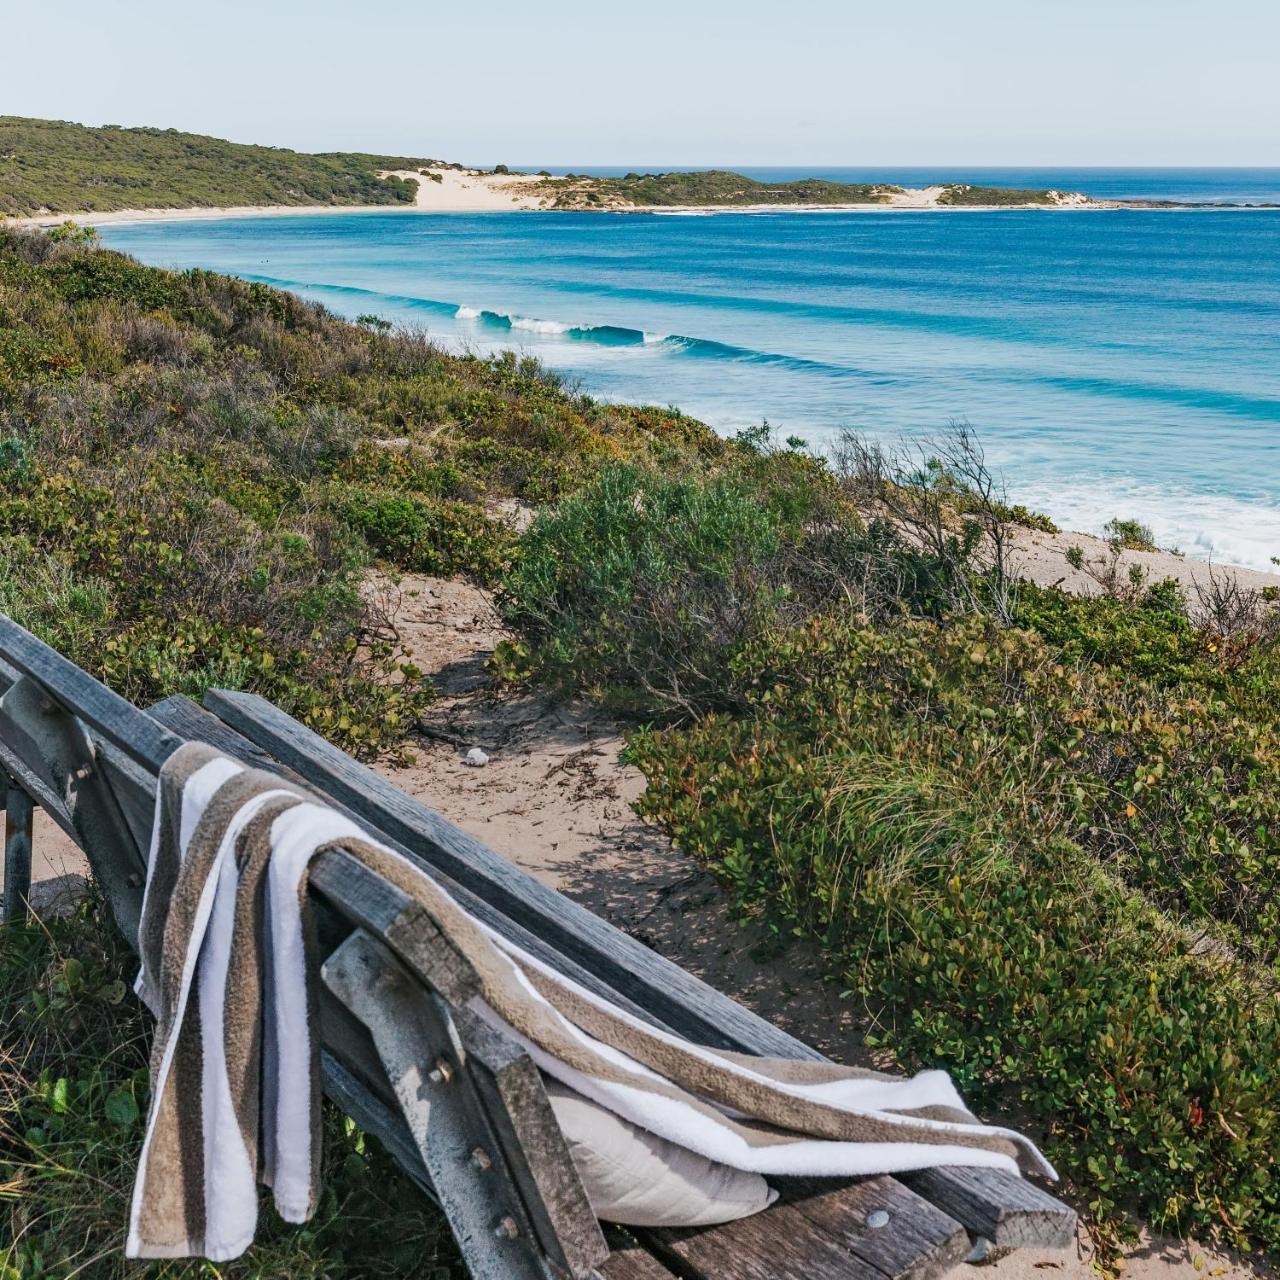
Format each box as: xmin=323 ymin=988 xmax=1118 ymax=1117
xmin=324 ymin=930 xmax=590 ymax=1280
xmin=4 ymin=782 xmax=33 ymax=922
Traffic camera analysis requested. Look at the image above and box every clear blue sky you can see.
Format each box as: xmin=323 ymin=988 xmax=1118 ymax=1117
xmin=7 ymin=0 xmax=1278 ymax=167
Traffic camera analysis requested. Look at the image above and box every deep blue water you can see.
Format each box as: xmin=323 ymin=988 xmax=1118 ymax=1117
xmin=101 ymin=193 xmax=1280 ymax=568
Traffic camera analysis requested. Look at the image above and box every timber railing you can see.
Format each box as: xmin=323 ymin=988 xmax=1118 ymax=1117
xmin=0 ymin=615 xmax=1075 ymax=1280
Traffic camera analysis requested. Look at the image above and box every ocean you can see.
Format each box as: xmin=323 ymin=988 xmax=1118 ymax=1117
xmin=99 ymin=174 xmax=1280 ymax=569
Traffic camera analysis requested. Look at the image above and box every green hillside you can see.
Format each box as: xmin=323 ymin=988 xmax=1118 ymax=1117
xmin=0 ymin=116 xmax=444 ymax=216
xmin=549 ymin=169 xmax=899 ymax=207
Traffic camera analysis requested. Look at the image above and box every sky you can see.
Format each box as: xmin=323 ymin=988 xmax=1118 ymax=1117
xmin=6 ymin=0 xmax=1279 ymax=167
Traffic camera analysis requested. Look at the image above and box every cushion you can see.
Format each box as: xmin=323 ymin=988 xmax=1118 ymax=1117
xmin=545 ymin=1080 xmax=779 ymax=1227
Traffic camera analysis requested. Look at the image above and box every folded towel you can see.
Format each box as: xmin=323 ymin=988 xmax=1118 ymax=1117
xmin=127 ymin=741 xmax=1052 ymax=1261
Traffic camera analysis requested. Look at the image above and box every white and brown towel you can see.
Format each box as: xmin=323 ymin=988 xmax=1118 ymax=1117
xmin=127 ymin=741 xmax=1053 ymax=1261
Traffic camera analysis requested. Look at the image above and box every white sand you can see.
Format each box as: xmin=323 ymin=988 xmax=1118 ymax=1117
xmin=378 ymin=166 xmax=553 ymax=211
xmin=1012 ymin=524 xmax=1280 ymax=601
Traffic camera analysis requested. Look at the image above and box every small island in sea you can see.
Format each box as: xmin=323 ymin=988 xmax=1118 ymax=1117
xmin=3 ymin=115 xmax=1259 ymax=224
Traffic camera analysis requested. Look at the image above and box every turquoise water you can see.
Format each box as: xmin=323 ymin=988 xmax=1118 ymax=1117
xmin=101 ymin=199 xmax=1280 ymax=568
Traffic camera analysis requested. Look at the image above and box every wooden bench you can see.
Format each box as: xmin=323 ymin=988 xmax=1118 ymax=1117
xmin=0 ymin=615 xmax=1075 ymax=1279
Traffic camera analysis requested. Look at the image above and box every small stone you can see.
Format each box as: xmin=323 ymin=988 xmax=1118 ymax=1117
xmin=464 ymin=747 xmax=490 ymax=767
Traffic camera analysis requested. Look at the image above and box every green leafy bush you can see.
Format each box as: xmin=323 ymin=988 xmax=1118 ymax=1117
xmin=501 ymin=462 xmax=792 ymax=713
xmin=629 ymin=612 xmax=1280 ymax=1249
xmin=1104 ymin=517 xmax=1159 ymax=552
xmin=343 ymin=490 xmax=512 ymax=581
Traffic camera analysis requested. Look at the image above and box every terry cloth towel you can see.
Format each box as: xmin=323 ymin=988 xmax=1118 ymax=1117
xmin=127 ymin=742 xmax=1054 ymax=1261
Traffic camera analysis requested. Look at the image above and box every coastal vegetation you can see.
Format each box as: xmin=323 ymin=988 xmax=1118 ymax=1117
xmin=545 ymin=169 xmax=898 ymax=207
xmin=506 ymin=434 xmax=1280 ymax=1255
xmin=1 ymin=117 xmax=1089 ymax=216
xmin=935 ymin=183 xmax=1073 ymax=206
xmin=0 ymin=222 xmax=712 ymax=759
xmin=4 ymin=226 xmax=1280 ymax=1268
xmin=0 ymin=117 xmax=444 ymax=217
xmin=543 ymin=170 xmax=1073 ymax=209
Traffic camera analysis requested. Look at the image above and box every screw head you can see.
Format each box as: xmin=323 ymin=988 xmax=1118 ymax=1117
xmin=470 ymin=1147 xmax=492 ymax=1171
xmin=427 ymin=1057 xmax=454 ymax=1085
xmin=866 ymin=1209 xmax=891 ymax=1229
xmin=494 ymin=1215 xmax=520 ymax=1240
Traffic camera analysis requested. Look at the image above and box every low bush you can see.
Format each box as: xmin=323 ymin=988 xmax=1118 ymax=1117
xmin=343 ymin=490 xmax=512 ymax=582
xmin=1104 ymin=517 xmax=1159 ymax=552
xmin=629 ymin=612 xmax=1280 ymax=1250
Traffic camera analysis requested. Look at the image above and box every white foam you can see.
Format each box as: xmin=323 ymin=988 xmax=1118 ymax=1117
xmin=1016 ymin=476 xmax=1280 ymax=572
xmin=509 ymin=315 xmax=572 ymax=334
xmin=454 ymin=305 xmax=481 ymax=319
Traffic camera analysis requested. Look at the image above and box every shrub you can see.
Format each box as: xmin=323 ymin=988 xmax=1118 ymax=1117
xmin=629 ymin=613 xmax=1280 ymax=1251
xmin=500 ymin=463 xmax=788 ymax=714
xmin=1104 ymin=517 xmax=1158 ymax=552
xmin=343 ymin=491 xmax=512 ymax=581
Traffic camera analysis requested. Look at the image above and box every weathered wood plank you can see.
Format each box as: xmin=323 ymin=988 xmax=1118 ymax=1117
xmin=901 ymin=1167 xmax=1076 ymax=1250
xmin=777 ymin=1177 xmax=971 ymax=1280
xmin=312 ymin=848 xmax=482 ymax=1008
xmin=595 ymin=1234 xmax=679 ymax=1280
xmin=642 ymin=1198 xmax=885 ymax=1280
xmin=0 ymin=705 xmax=75 ymax=839
xmin=458 ymin=1007 xmax=608 ymax=1280
xmin=0 ymin=674 xmax=148 ymax=943
xmin=3 ymin=783 xmax=33 ymax=922
xmin=320 ymin=1048 xmax=432 ymax=1197
xmin=324 ymin=931 xmax=558 ymax=1280
xmin=0 ymin=616 xmax=182 ymax=772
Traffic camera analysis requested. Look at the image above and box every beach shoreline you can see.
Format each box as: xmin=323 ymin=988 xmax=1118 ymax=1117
xmin=12 ymin=164 xmax=1278 ymax=227
xmin=16 ymin=200 xmax=1274 ymax=229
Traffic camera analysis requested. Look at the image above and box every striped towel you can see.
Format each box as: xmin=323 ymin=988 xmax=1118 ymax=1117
xmin=127 ymin=741 xmax=1052 ymax=1261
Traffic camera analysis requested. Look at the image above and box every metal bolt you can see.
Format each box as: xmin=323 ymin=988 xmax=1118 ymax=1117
xmin=493 ymin=1215 xmax=520 ymax=1240
xmin=866 ymin=1209 xmax=891 ymax=1230
xmin=73 ymin=763 xmax=94 ymax=782
xmin=470 ymin=1147 xmax=492 ymax=1171
xmin=427 ymin=1057 xmax=454 ymax=1085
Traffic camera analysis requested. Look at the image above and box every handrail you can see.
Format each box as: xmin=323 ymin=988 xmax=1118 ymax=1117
xmin=0 ymin=615 xmax=183 ymax=772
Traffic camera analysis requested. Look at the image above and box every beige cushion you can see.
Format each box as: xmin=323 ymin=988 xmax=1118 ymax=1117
xmin=545 ymin=1080 xmax=778 ymax=1227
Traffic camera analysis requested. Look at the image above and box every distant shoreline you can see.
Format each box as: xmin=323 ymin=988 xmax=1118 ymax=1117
xmin=12 ymin=200 xmax=1280 ymax=231
xmin=10 ymin=163 xmax=1279 ymax=226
